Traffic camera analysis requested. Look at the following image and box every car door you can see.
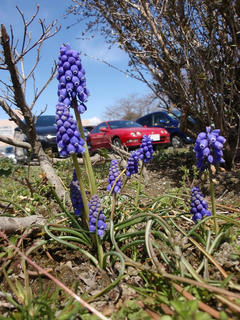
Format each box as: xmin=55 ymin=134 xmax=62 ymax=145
xmin=90 ymin=122 xmax=109 ymax=150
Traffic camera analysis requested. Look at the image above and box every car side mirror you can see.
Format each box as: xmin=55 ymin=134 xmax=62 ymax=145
xmin=100 ymin=127 xmax=108 ymax=132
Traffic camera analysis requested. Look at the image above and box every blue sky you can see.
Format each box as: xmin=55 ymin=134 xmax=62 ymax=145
xmin=0 ymin=0 xmax=150 ymax=122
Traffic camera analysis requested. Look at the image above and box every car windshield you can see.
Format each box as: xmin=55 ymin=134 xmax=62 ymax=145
xmin=108 ymin=120 xmax=143 ymax=129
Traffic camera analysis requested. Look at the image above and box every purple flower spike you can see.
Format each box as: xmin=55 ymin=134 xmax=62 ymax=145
xmin=70 ymin=170 xmax=83 ymax=216
xmin=125 ymin=150 xmax=140 ymax=177
xmin=138 ymin=135 xmax=154 ymax=163
xmin=107 ymin=160 xmax=122 ymax=194
xmin=88 ymin=195 xmax=107 ymax=238
xmin=190 ymin=187 xmax=211 ymax=223
xmin=194 ymin=127 xmax=226 ymax=171
xmin=57 ymin=44 xmax=90 ymax=112
xmin=56 ymin=103 xmax=85 ymax=157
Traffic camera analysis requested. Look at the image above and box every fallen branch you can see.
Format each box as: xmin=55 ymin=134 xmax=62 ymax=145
xmin=0 ymin=215 xmax=46 ymax=233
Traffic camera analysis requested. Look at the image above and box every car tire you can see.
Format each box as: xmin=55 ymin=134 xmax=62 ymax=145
xmin=171 ymin=135 xmax=184 ymax=148
xmin=112 ymin=137 xmax=122 ymax=148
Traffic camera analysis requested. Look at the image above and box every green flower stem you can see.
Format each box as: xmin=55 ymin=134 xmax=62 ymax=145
xmin=71 ymin=153 xmax=89 ymax=229
xmin=72 ymin=98 xmax=97 ymax=196
xmin=135 ymin=162 xmax=144 ymax=206
xmin=94 ymin=233 xmax=104 ymax=269
xmin=209 ymin=169 xmax=219 ymax=234
xmin=110 ymin=192 xmax=117 ymax=221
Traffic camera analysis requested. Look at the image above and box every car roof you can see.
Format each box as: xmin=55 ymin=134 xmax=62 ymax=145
xmin=136 ymin=111 xmax=168 ymax=120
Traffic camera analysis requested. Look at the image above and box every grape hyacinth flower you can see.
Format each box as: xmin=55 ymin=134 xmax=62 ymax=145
xmin=57 ymin=43 xmax=89 ymax=112
xmin=125 ymin=150 xmax=140 ymax=177
xmin=56 ymin=103 xmax=85 ymax=157
xmin=194 ymin=127 xmax=226 ymax=171
xmin=89 ymin=195 xmax=107 ymax=238
xmin=107 ymin=160 xmax=122 ymax=193
xmin=190 ymin=186 xmax=211 ymax=223
xmin=138 ymin=135 xmax=154 ymax=163
xmin=70 ymin=170 xmax=83 ymax=216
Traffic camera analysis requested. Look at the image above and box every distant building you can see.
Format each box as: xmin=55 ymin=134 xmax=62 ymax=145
xmin=0 ymin=110 xmax=23 ymax=154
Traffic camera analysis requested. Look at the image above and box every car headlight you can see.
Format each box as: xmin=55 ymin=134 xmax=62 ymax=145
xmin=160 ymin=129 xmax=168 ymax=134
xmin=130 ymin=131 xmax=142 ymax=137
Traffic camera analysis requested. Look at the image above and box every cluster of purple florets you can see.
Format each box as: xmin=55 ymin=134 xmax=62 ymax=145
xmin=125 ymin=135 xmax=153 ymax=175
xmin=70 ymin=170 xmax=83 ymax=216
xmin=56 ymin=103 xmax=85 ymax=157
xmin=138 ymin=135 xmax=154 ymax=164
xmin=107 ymin=160 xmax=122 ymax=194
xmin=190 ymin=187 xmax=212 ymax=222
xmin=194 ymin=127 xmax=226 ymax=171
xmin=57 ymin=43 xmax=89 ymax=113
xmin=89 ymin=195 xmax=107 ymax=238
xmin=125 ymin=150 xmax=140 ymax=177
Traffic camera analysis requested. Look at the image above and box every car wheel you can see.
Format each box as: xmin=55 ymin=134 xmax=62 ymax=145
xmin=171 ymin=135 xmax=183 ymax=148
xmin=112 ymin=137 xmax=122 ymax=148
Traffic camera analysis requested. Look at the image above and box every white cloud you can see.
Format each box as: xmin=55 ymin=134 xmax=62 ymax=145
xmin=82 ymin=116 xmax=101 ymax=126
xmin=76 ymin=38 xmax=126 ymax=64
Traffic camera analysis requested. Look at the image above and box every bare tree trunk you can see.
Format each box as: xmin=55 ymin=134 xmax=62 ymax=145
xmin=0 ymin=23 xmax=71 ymax=206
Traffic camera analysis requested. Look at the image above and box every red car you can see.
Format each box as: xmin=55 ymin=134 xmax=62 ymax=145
xmin=88 ymin=120 xmax=170 ymax=151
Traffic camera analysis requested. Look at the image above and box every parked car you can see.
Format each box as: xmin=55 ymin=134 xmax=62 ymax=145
xmin=4 ymin=146 xmax=17 ymax=164
xmin=88 ymin=120 xmax=170 ymax=152
xmin=136 ymin=111 xmax=193 ymax=148
xmin=15 ymin=115 xmax=90 ymax=160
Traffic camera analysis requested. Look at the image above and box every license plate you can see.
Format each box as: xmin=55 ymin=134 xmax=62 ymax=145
xmin=149 ymin=134 xmax=160 ymax=141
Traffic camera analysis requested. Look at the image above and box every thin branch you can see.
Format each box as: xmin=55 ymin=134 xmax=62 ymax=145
xmin=0 ymin=98 xmax=26 ymax=131
xmin=29 ymin=65 xmax=57 ymax=110
xmin=0 ymin=135 xmax=31 ymax=149
xmin=16 ymin=5 xmax=40 ymax=54
xmin=24 ymin=43 xmax=42 ymax=81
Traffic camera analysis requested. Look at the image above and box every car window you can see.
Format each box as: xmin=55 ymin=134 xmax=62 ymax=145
xmin=5 ymin=146 xmax=14 ymax=154
xmin=108 ymin=120 xmax=142 ymax=129
xmin=137 ymin=115 xmax=152 ymax=126
xmin=91 ymin=122 xmax=108 ymax=133
xmin=153 ymin=113 xmax=171 ymax=125
xmin=36 ymin=116 xmax=56 ymax=127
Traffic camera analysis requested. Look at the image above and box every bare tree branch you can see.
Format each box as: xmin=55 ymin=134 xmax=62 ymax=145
xmin=0 ymin=135 xmax=30 ymax=149
xmin=68 ymin=0 xmax=240 ymax=167
xmin=0 ymin=215 xmax=46 ymax=233
xmin=0 ymin=8 xmax=71 ymax=204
